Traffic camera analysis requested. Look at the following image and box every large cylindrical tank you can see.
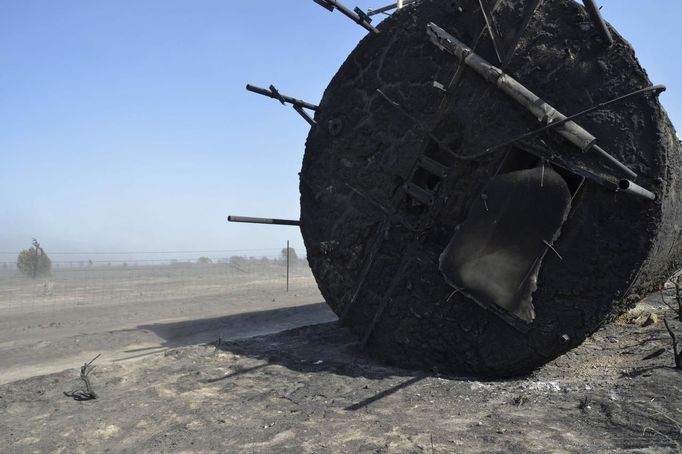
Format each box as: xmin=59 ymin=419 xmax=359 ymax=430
xmin=300 ymin=0 xmax=682 ymax=377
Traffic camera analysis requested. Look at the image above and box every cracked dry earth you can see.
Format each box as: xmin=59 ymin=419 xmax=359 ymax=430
xmin=1 ymin=294 xmax=681 ymax=453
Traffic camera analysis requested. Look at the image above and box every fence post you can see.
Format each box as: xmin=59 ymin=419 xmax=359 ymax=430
xmin=286 ymin=240 xmax=290 ymax=292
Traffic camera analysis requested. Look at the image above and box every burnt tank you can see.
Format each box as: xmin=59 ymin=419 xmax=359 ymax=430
xmin=245 ymin=0 xmax=682 ymax=377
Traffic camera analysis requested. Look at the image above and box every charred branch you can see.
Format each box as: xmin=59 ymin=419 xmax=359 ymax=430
xmin=663 ymin=318 xmax=682 ymax=369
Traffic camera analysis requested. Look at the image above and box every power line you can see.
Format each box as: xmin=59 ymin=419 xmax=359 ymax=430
xmin=49 ymin=257 xmax=283 ymax=264
xmin=0 ymin=248 xmax=293 ymax=255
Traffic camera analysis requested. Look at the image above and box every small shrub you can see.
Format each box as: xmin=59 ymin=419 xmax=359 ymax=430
xmin=16 ymin=238 xmax=52 ymax=279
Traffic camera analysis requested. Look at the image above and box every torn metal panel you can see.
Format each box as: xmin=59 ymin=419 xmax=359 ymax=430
xmin=439 ymin=166 xmax=571 ymax=325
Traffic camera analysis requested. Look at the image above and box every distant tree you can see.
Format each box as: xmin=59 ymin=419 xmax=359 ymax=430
xmin=230 ymin=256 xmax=247 ymax=266
xmin=281 ymin=247 xmax=298 ymax=262
xmin=87 ymin=259 xmax=93 ymax=267
xmin=229 ymin=256 xmax=249 ymax=273
xmin=1 ymin=263 xmax=8 ymax=270
xmin=197 ymin=256 xmax=213 ymax=265
xmin=16 ymin=238 xmax=52 ymax=279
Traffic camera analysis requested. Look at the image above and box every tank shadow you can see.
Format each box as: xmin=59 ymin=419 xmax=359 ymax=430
xmin=208 ymin=321 xmax=418 ymax=378
xmin=136 ymin=302 xmax=337 ymax=351
xmin=207 ymin=321 xmax=489 ymax=409
xmin=137 ymin=304 xmax=479 ymax=410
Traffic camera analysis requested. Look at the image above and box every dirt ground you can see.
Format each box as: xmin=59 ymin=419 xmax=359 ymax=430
xmin=1 ymin=289 xmax=681 ymax=453
xmin=0 ymin=263 xmax=332 ymax=384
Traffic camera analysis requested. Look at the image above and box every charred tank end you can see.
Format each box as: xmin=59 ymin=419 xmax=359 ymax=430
xmin=300 ymin=0 xmax=682 ymax=377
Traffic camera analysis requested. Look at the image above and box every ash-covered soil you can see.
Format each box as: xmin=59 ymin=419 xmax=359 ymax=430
xmin=1 ymin=295 xmax=681 ymax=453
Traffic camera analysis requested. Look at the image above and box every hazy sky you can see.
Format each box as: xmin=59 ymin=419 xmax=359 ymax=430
xmin=1 ymin=0 xmax=680 ymax=262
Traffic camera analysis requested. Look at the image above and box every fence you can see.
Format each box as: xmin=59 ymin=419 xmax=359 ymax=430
xmin=0 ymin=247 xmax=322 ymax=331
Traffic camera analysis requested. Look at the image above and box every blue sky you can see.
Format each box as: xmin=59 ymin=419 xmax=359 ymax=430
xmin=0 ymin=0 xmax=680 ymax=262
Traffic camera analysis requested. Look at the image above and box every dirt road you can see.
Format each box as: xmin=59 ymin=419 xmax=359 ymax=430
xmin=0 ymin=264 xmax=334 ymax=384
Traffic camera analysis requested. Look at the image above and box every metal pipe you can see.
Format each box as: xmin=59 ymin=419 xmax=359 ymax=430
xmin=427 ymin=23 xmax=595 ymax=150
xmin=483 ymin=85 xmax=666 ymax=154
xmin=583 ymin=0 xmax=614 ymax=46
xmin=246 ymin=84 xmax=319 ymax=111
xmin=426 ymin=22 xmax=637 ymax=179
xmin=367 ymin=0 xmax=416 ymax=16
xmin=293 ymin=105 xmax=317 ymax=127
xmin=593 ymin=145 xmax=636 ymax=180
xmin=313 ymin=0 xmax=379 ymax=34
xmin=227 ymin=216 xmax=300 ymax=226
xmin=523 ymin=151 xmax=655 ymax=202
xmin=618 ymin=180 xmax=656 ymax=201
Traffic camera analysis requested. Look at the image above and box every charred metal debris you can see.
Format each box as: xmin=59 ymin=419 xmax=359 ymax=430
xmin=229 ymin=0 xmax=681 ymax=376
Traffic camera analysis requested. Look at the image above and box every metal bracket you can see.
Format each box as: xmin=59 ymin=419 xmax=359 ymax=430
xmin=313 ymin=0 xmax=380 ymax=34
xmin=353 ymin=7 xmax=373 ymax=24
xmin=313 ymin=0 xmax=335 ymax=12
xmin=367 ymin=0 xmax=415 ymax=16
xmin=268 ymin=85 xmax=286 ymax=105
xmin=432 ymin=81 xmax=450 ymax=94
xmin=293 ymin=105 xmax=317 ymax=127
xmin=583 ymin=0 xmax=614 ymax=46
xmin=246 ymin=83 xmax=319 ymax=127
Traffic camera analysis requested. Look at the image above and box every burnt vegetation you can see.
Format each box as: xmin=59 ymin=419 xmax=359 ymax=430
xmin=660 ymin=274 xmax=682 ymax=369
